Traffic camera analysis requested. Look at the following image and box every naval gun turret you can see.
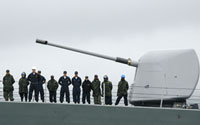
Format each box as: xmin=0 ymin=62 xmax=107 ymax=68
xmin=36 ymin=39 xmax=200 ymax=107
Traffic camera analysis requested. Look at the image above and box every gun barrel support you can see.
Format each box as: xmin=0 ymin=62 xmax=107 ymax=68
xmin=36 ymin=39 xmax=138 ymax=67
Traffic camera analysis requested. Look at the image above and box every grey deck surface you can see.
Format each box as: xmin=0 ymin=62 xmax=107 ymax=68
xmin=0 ymin=102 xmax=199 ymax=125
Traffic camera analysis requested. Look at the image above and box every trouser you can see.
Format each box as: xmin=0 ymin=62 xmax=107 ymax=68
xmin=105 ymin=96 xmax=112 ymax=105
xmin=38 ymin=85 xmax=44 ymax=102
xmin=73 ymin=88 xmax=81 ymax=104
xmin=19 ymin=93 xmax=28 ymax=102
xmin=115 ymin=95 xmax=128 ymax=106
xmin=3 ymin=91 xmax=14 ymax=101
xmin=93 ymin=95 xmax=101 ymax=105
xmin=82 ymin=92 xmax=90 ymax=104
xmin=49 ymin=91 xmax=57 ymax=103
xmin=29 ymin=84 xmax=39 ymax=102
xmin=60 ymin=87 xmax=70 ymax=103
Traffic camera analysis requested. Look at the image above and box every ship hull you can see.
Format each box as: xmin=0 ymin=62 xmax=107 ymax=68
xmin=0 ymin=102 xmax=199 ymax=125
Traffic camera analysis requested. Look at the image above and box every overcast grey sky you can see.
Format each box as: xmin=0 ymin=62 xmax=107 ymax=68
xmin=0 ymin=0 xmax=200 ymax=89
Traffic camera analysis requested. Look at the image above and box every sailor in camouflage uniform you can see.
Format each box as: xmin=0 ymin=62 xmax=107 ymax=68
xmin=3 ymin=70 xmax=15 ymax=101
xmin=102 ymin=75 xmax=113 ymax=105
xmin=91 ymin=75 xmax=101 ymax=105
xmin=47 ymin=75 xmax=58 ymax=103
xmin=115 ymin=75 xmax=129 ymax=106
xmin=18 ymin=72 xmax=29 ymax=102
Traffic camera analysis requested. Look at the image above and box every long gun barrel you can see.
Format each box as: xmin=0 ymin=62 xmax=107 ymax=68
xmin=36 ymin=39 xmax=138 ymax=67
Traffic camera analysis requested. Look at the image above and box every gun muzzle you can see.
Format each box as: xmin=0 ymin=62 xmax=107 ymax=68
xmin=36 ymin=39 xmax=48 ymax=45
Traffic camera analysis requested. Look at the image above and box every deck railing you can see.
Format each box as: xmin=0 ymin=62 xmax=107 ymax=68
xmin=0 ymin=80 xmax=199 ymax=107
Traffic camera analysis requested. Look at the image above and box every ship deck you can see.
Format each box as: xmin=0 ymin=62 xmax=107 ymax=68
xmin=0 ymin=101 xmax=200 ymax=125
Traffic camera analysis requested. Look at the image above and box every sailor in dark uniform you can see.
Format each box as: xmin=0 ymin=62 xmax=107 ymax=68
xmin=72 ymin=71 xmax=82 ymax=104
xmin=58 ymin=71 xmax=71 ymax=103
xmin=27 ymin=67 xmax=39 ymax=102
xmin=37 ymin=70 xmax=46 ymax=102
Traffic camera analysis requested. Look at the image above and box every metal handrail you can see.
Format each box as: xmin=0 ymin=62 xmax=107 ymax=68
xmin=0 ymin=81 xmax=200 ymax=106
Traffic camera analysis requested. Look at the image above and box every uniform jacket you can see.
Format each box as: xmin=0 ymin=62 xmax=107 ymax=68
xmin=38 ymin=75 xmax=46 ymax=86
xmin=18 ymin=77 xmax=29 ymax=93
xmin=72 ymin=77 xmax=82 ymax=90
xmin=47 ymin=79 xmax=58 ymax=92
xmin=3 ymin=74 xmax=15 ymax=92
xmin=27 ymin=73 xmax=39 ymax=84
xmin=117 ymin=80 xmax=129 ymax=96
xmin=82 ymin=80 xmax=92 ymax=93
xmin=58 ymin=76 xmax=71 ymax=88
xmin=91 ymin=79 xmax=101 ymax=96
xmin=102 ymin=80 xmax=113 ymax=97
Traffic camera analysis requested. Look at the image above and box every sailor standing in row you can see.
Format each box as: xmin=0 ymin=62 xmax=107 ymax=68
xmin=18 ymin=72 xmax=29 ymax=102
xmin=59 ymin=71 xmax=71 ymax=103
xmin=115 ymin=75 xmax=129 ymax=106
xmin=102 ymin=75 xmax=113 ymax=105
xmin=91 ymin=75 xmax=101 ymax=105
xmin=72 ymin=71 xmax=82 ymax=104
xmin=82 ymin=76 xmax=92 ymax=104
xmin=28 ymin=67 xmax=39 ymax=102
xmin=38 ymin=71 xmax=46 ymax=102
xmin=3 ymin=70 xmax=15 ymax=101
xmin=47 ymin=75 xmax=58 ymax=103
